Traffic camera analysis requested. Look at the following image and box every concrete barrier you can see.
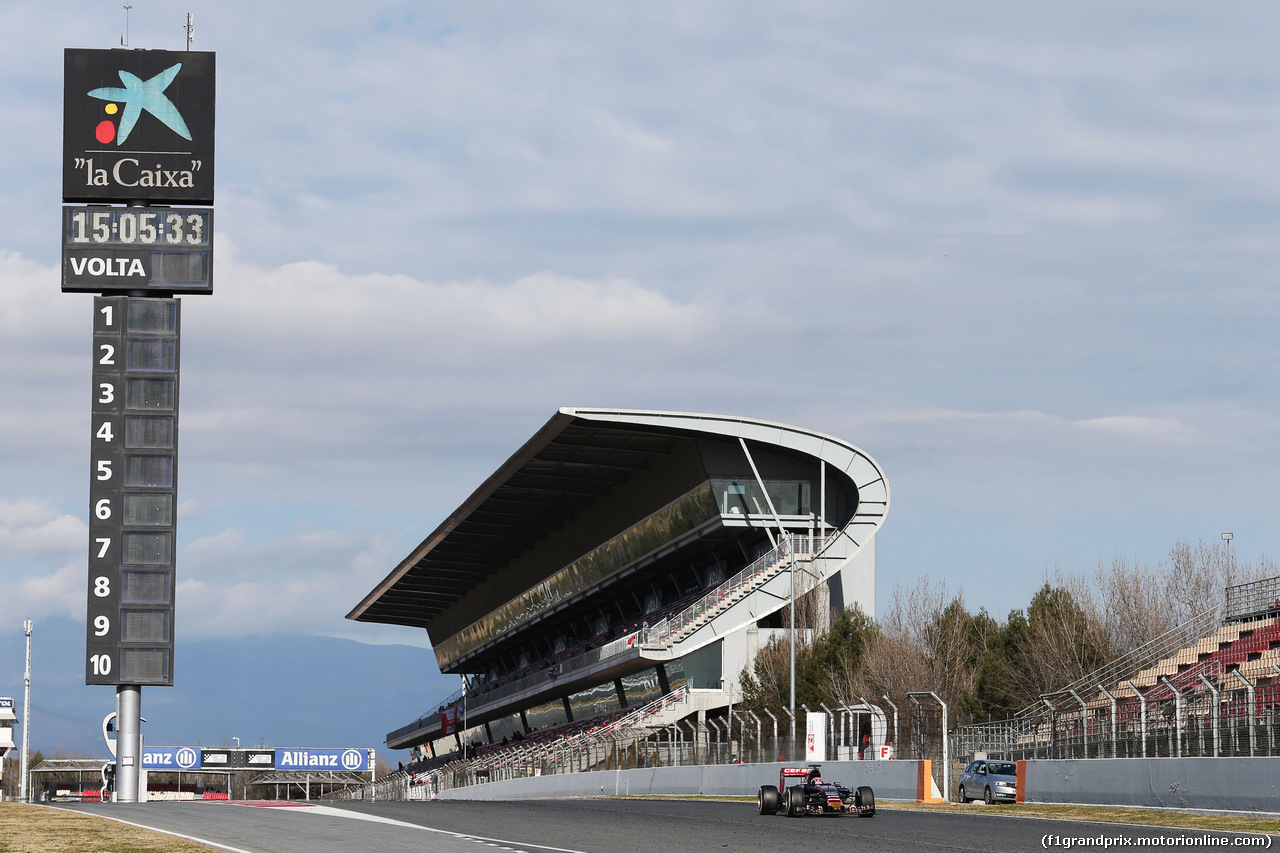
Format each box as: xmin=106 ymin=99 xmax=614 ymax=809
xmin=1022 ymin=758 xmax=1280 ymax=813
xmin=437 ymin=760 xmax=921 ymax=801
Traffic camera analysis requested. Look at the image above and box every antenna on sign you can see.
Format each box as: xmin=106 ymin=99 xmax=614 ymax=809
xmin=121 ymin=5 xmax=133 ymax=48
xmin=185 ymin=12 xmax=194 ymax=50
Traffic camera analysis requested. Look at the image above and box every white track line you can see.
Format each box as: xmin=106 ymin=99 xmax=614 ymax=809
xmin=37 ymin=804 xmax=256 ymax=853
xmin=296 ymin=804 xmax=593 ymax=853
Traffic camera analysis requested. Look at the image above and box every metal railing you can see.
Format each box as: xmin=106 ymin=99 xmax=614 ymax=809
xmin=349 ymin=695 xmax=909 ymax=802
xmin=641 ymin=533 xmax=829 ymax=649
xmin=958 ymin=681 xmax=1280 ymax=764
xmin=392 ymin=532 xmax=836 ymax=745
xmin=1019 ymin=606 xmax=1220 ymax=717
xmin=1225 ymin=575 xmax=1280 ymax=623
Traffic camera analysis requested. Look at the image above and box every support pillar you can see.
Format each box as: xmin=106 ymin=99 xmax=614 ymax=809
xmin=520 ymin=709 xmax=530 ymax=734
xmin=116 ymin=686 xmax=141 ymax=803
xmin=615 ymin=678 xmax=629 ymax=709
xmin=656 ymin=664 xmax=671 ymax=695
xmin=562 ymin=696 xmax=574 ymax=723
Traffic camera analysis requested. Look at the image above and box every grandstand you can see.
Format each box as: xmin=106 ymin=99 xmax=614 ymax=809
xmin=347 ymin=408 xmax=889 ymax=768
xmin=957 ymin=574 xmax=1280 ymax=762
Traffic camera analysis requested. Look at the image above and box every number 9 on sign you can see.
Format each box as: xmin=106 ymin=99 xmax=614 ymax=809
xmin=94 ymin=615 xmax=110 ymax=636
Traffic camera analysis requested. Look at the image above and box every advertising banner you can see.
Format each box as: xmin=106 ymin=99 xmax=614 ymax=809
xmin=274 ymin=748 xmax=370 ymax=772
xmin=142 ymin=746 xmax=201 ymax=770
xmin=64 ymin=49 xmax=215 ymax=204
xmin=805 ymin=711 xmax=827 ymax=762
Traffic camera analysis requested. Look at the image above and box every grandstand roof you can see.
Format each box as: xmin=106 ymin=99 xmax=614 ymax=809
xmin=346 ymin=409 xmax=686 ymax=629
xmin=347 ymin=408 xmax=884 ymax=635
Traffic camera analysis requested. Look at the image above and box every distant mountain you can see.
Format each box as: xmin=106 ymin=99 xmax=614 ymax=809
xmin=0 ymin=616 xmax=455 ymax=765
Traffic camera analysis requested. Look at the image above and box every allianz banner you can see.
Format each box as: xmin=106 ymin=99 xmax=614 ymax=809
xmin=274 ymin=748 xmax=370 ymax=772
xmin=142 ymin=747 xmax=202 ymax=770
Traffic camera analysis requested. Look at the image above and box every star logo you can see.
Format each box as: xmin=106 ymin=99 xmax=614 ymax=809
xmin=88 ymin=63 xmax=191 ymax=145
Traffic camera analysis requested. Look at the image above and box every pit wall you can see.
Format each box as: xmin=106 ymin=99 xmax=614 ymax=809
xmin=1017 ymin=758 xmax=1280 ymax=813
xmin=437 ymin=760 xmax=922 ymax=802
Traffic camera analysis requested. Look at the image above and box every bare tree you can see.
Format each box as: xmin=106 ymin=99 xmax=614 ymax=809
xmin=1095 ymin=540 xmax=1279 ymax=657
xmin=847 ymin=578 xmax=990 ymax=726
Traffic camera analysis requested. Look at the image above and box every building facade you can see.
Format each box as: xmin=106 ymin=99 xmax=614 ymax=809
xmin=347 ymin=408 xmax=889 ymax=759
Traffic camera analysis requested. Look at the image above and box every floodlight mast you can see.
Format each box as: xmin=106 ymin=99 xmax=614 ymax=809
xmin=19 ymin=621 xmax=32 ymax=803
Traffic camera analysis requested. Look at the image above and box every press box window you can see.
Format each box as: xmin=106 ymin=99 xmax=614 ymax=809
xmin=126 ymin=339 xmax=176 ymax=371
xmin=122 ymin=571 xmax=171 ymax=604
xmin=127 ymin=300 xmax=177 ymax=333
xmin=121 ymin=649 xmax=170 ymax=683
xmin=122 ymin=494 xmax=172 ymax=526
xmin=123 ymin=532 xmax=171 ymax=565
xmin=121 ymin=610 xmax=170 ymax=642
xmin=126 ymin=378 xmax=174 ymax=410
xmin=124 ymin=417 xmax=174 ymax=449
xmin=125 ymin=455 xmax=173 ymax=487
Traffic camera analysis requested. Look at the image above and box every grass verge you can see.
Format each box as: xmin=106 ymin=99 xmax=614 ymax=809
xmin=700 ymin=795 xmax=1280 ymax=833
xmin=0 ymin=802 xmax=221 ymax=853
xmin=878 ymin=801 xmax=1280 ymax=834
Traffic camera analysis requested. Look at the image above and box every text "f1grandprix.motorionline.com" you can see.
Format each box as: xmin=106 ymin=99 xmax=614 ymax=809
xmin=1043 ymin=835 xmax=1273 ymax=849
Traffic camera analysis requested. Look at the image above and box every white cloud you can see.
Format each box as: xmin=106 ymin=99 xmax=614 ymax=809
xmin=1075 ymin=415 xmax=1201 ymax=444
xmin=4 ymin=0 xmax=1280 ymax=634
xmin=0 ymin=499 xmax=86 ymax=558
xmin=0 ymin=561 xmax=83 ymax=622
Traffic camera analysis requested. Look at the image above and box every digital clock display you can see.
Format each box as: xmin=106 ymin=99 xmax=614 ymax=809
xmin=65 ymin=208 xmax=210 ymax=247
xmin=62 ymin=206 xmax=214 ymax=295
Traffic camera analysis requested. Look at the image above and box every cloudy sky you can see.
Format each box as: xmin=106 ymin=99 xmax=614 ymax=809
xmin=3 ymin=1 xmax=1280 ymax=667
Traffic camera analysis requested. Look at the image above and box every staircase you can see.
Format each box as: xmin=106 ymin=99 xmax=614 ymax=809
xmin=641 ymin=534 xmax=824 ymax=652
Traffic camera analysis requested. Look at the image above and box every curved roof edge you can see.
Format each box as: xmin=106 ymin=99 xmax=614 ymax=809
xmin=345 ymin=407 xmax=889 ymax=624
xmin=562 ymin=407 xmax=890 ymax=503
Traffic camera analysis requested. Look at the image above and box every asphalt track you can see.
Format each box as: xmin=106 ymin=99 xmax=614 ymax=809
xmin=55 ymin=798 xmax=1270 ymax=853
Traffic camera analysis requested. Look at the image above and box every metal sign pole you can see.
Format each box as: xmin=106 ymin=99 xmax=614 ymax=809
xmin=19 ymin=620 xmax=32 ymax=803
xmin=116 ymin=686 xmax=141 ymax=802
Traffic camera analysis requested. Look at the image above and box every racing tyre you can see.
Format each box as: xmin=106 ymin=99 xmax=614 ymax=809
xmin=984 ymin=787 xmax=993 ymax=805
xmin=958 ymin=784 xmax=968 ymax=803
xmin=855 ymin=785 xmax=876 ymax=817
xmin=758 ymin=785 xmax=778 ymax=815
xmin=787 ymin=785 xmax=806 ymax=817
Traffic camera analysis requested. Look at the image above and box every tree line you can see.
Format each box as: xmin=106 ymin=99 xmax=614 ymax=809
xmin=739 ymin=539 xmax=1275 ymax=727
